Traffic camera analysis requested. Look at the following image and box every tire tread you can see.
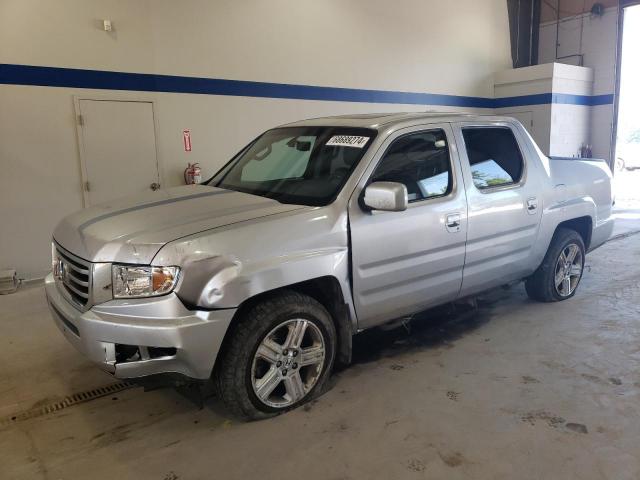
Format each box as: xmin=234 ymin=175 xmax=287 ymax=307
xmin=525 ymin=228 xmax=585 ymax=303
xmin=214 ymin=290 xmax=335 ymax=420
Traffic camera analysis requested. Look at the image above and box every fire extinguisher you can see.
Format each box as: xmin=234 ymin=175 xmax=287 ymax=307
xmin=184 ymin=162 xmax=202 ymax=185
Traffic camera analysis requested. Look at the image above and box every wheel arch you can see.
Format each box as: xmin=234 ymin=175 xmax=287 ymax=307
xmin=213 ymin=276 xmax=353 ymax=378
xmin=554 ymin=216 xmax=593 ymax=250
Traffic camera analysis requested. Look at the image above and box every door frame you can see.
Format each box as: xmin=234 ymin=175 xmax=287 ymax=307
xmin=73 ymin=95 xmax=162 ymax=207
xmin=450 ymin=119 xmax=536 ymax=195
xmin=450 ymin=119 xmax=544 ymax=296
xmin=346 ymin=122 xmax=469 ymax=327
xmin=496 ymin=110 xmax=533 ymax=129
xmin=347 ymin=122 xmax=466 ymax=198
xmin=612 ymin=2 xmax=640 ymax=171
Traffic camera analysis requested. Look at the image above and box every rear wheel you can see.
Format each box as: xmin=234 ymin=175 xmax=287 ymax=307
xmin=525 ymin=228 xmax=585 ymax=302
xmin=215 ymin=291 xmax=336 ymax=420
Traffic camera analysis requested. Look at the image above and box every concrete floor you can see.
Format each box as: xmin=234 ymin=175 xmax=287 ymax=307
xmin=1 ymin=170 xmax=639 ymax=480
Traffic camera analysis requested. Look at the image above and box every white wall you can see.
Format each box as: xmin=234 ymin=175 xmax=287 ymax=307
xmin=550 ymin=64 xmax=594 ymax=158
xmin=538 ymin=7 xmax=618 ymax=160
xmin=494 ymin=63 xmax=555 ymax=154
xmin=494 ymin=62 xmax=595 ymax=158
xmin=0 ymin=0 xmax=512 ymax=279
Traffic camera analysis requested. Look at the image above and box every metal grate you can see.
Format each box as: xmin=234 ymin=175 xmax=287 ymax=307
xmin=54 ymin=244 xmax=92 ymax=310
xmin=0 ymin=382 xmax=134 ymax=427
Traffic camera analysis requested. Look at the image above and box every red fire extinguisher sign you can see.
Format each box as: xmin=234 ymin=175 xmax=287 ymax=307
xmin=183 ymin=129 xmax=192 ymax=152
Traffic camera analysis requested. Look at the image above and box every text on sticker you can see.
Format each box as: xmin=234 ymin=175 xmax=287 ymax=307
xmin=326 ymin=135 xmax=370 ymax=148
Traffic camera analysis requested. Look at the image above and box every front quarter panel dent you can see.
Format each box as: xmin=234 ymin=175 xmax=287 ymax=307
xmin=176 ymin=254 xmax=242 ymax=308
xmin=175 ymin=248 xmax=350 ymax=310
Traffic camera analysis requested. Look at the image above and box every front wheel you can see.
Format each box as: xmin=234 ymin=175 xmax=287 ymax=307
xmin=215 ymin=291 xmax=336 ymax=420
xmin=525 ymin=228 xmax=585 ymax=302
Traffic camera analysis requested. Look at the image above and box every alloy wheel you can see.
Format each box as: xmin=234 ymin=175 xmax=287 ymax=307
xmin=554 ymin=243 xmax=583 ymax=297
xmin=251 ymin=319 xmax=325 ymax=408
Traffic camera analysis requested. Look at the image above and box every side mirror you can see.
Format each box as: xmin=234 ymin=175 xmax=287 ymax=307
xmin=363 ymin=182 xmax=408 ymax=212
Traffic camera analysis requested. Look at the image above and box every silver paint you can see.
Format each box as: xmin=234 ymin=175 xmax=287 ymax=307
xmin=363 ymin=182 xmax=408 ymax=212
xmin=47 ymin=113 xmax=614 ymax=380
xmin=45 ymin=273 xmax=235 ymax=379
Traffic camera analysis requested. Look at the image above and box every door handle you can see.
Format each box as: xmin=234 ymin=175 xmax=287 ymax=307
xmin=150 ymin=182 xmax=161 ymax=191
xmin=526 ymin=197 xmax=538 ymax=214
xmin=445 ymin=213 xmax=461 ymax=233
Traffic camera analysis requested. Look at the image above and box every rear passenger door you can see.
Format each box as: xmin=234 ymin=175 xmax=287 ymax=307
xmin=453 ymin=122 xmax=543 ymax=297
xmin=348 ymin=125 xmax=468 ymax=329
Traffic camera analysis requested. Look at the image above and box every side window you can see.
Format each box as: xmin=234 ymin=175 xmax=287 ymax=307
xmin=370 ymin=130 xmax=452 ymax=202
xmin=461 ymin=127 xmax=524 ymax=189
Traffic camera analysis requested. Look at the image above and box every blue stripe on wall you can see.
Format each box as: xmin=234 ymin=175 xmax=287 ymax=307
xmin=587 ymin=94 xmax=615 ymax=106
xmin=0 ymin=63 xmax=614 ymax=109
xmin=493 ymin=92 xmax=615 ymax=108
xmin=493 ymin=93 xmax=553 ymax=108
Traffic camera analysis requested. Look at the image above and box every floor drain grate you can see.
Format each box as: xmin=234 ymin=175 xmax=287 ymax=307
xmin=1 ymin=381 xmax=135 ymax=427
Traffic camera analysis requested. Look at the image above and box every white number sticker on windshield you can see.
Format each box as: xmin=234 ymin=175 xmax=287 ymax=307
xmin=326 ymin=135 xmax=370 ymax=148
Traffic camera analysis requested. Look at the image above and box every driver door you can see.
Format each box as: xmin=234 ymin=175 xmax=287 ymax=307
xmin=348 ymin=124 xmax=468 ymax=329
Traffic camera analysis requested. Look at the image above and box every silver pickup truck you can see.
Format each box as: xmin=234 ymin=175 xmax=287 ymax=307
xmin=46 ymin=113 xmax=614 ymax=419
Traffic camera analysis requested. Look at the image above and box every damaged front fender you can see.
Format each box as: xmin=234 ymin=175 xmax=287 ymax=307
xmin=174 ymin=248 xmax=350 ymax=311
xmin=176 ymin=253 xmax=243 ymax=307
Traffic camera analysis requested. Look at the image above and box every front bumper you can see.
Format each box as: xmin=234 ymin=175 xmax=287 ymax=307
xmin=45 ymin=274 xmax=236 ymax=380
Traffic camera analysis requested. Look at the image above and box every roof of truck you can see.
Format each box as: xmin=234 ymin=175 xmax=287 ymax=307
xmin=281 ymin=112 xmax=518 ymax=130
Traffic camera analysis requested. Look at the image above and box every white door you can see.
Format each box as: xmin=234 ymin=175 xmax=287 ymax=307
xmin=78 ymin=100 xmax=160 ymax=205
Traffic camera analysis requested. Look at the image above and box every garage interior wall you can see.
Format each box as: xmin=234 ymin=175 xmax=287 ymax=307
xmin=537 ymin=0 xmax=619 ymax=160
xmin=0 ymin=0 xmax=513 ymax=279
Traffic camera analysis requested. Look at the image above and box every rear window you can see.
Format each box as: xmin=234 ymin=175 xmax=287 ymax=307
xmin=462 ymin=127 xmax=524 ymax=189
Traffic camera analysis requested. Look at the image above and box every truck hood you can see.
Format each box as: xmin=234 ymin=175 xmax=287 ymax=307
xmin=53 ymin=185 xmax=307 ymax=264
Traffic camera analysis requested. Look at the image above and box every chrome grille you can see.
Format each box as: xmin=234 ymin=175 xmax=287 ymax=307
xmin=54 ymin=244 xmax=92 ymax=310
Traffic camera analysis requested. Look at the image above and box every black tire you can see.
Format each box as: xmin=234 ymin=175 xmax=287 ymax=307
xmin=525 ymin=228 xmax=585 ymax=302
xmin=214 ymin=290 xmax=336 ymax=420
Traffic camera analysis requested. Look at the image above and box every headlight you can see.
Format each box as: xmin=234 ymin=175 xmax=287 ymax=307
xmin=112 ymin=265 xmax=180 ymax=298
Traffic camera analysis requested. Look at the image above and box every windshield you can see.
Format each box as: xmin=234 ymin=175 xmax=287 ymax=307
xmin=208 ymin=126 xmax=377 ymax=206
